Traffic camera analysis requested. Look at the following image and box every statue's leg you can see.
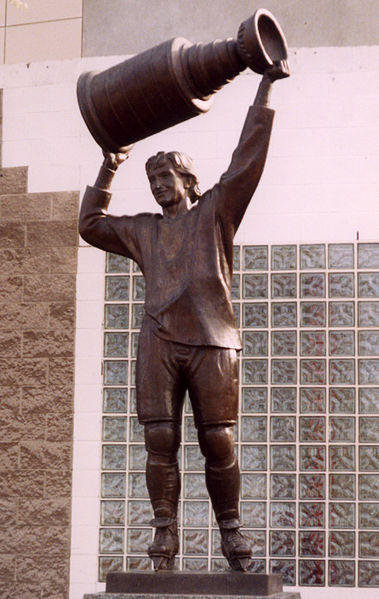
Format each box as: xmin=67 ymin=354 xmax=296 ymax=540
xmin=144 ymin=421 xmax=181 ymax=570
xmin=198 ymin=424 xmax=252 ymax=571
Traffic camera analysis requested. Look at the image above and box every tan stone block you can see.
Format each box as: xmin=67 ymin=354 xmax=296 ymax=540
xmin=0 ymin=167 xmax=28 ymax=195
xmin=44 ymin=469 xmax=72 ymax=498
xmin=0 ymin=498 xmax=18 ymax=527
xmin=26 ymin=221 xmax=78 ymax=248
xmin=20 ymin=441 xmax=72 ymax=470
xmin=0 ymin=276 xmax=23 ymax=302
xmin=46 ymin=413 xmax=73 ymax=442
xmin=23 ymin=330 xmax=75 ymax=358
xmin=49 ymin=302 xmax=75 ymax=330
xmin=0 ymin=223 xmax=25 ymax=248
xmin=0 ymin=581 xmax=41 ymax=599
xmin=0 ymin=330 xmax=22 ymax=356
xmin=41 ymin=577 xmax=69 ymax=599
xmin=18 ymin=497 xmax=70 ymax=527
xmin=48 ymin=358 xmax=75 ymax=387
xmin=21 ymin=384 xmax=73 ymax=414
xmin=43 ymin=526 xmax=71 ymax=555
xmin=0 ymin=302 xmax=49 ymax=331
xmin=13 ymin=525 xmax=45 ymax=553
xmin=0 ymin=443 xmax=19 ymax=471
xmin=50 ymin=246 xmax=78 ymax=273
xmin=0 ymin=248 xmax=50 ymax=275
xmin=16 ymin=554 xmax=69 ymax=584
xmin=0 ymin=409 xmax=23 ymax=442
xmin=0 ymin=193 xmax=52 ymax=222
xmin=0 ymin=553 xmax=15 ymax=581
xmin=23 ymin=274 xmax=76 ymax=302
xmin=19 ymin=413 xmax=47 ymax=441
xmin=0 ymin=469 xmax=44 ymax=498
xmin=52 ymin=191 xmax=79 ymax=220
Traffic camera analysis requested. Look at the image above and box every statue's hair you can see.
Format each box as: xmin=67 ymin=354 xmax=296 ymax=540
xmin=145 ymin=151 xmax=201 ymax=203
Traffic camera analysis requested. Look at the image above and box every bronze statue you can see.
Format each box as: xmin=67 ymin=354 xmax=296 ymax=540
xmin=79 ymin=59 xmax=289 ymax=571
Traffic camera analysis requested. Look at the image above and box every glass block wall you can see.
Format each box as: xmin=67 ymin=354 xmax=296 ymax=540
xmin=99 ymin=243 xmax=379 ymax=587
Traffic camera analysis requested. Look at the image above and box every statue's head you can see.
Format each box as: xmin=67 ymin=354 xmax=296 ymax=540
xmin=145 ymin=151 xmax=201 ymax=205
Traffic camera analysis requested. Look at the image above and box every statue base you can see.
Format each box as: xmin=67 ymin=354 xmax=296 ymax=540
xmin=83 ymin=571 xmax=301 ymax=599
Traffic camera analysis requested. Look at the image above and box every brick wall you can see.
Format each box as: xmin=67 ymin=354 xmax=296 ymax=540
xmin=0 ymin=89 xmax=78 ymax=599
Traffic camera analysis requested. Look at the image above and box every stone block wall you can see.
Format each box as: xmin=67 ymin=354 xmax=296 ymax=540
xmin=0 ymin=90 xmax=78 ymax=599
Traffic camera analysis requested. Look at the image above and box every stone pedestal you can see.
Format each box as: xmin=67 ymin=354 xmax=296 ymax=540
xmin=83 ymin=571 xmax=301 ymax=599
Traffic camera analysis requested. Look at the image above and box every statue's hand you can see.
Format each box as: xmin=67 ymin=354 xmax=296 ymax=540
xmin=102 ymin=146 xmax=133 ymax=170
xmin=265 ymin=59 xmax=290 ymax=82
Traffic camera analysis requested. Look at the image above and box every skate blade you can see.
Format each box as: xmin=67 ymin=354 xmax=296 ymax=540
xmin=151 ymin=556 xmax=175 ymax=571
xmin=230 ymin=557 xmax=252 ymax=572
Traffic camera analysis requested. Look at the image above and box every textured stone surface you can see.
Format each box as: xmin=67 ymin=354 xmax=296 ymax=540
xmin=0 ymin=167 xmax=28 ymax=195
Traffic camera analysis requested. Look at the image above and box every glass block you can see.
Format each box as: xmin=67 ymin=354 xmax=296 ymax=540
xmin=359 ymin=503 xmax=379 ymax=528
xmin=104 ymin=304 xmax=129 ymax=329
xmin=242 ymin=303 xmax=268 ymax=328
xmin=299 ymin=503 xmax=325 ymax=527
xmin=271 ymin=331 xmax=297 ymax=356
xmin=272 ymin=303 xmax=297 ymax=327
xmin=329 ymin=474 xmax=355 ymax=499
xmin=233 ymin=245 xmax=240 ymax=270
xmin=360 ymin=417 xmax=379 ymax=442
xmin=231 ymin=274 xmax=240 ymax=299
xmin=300 ymin=359 xmax=326 ymax=384
xmin=359 ymin=273 xmax=379 ymax=297
xmin=127 ymin=528 xmax=151 ymax=553
xmin=243 ymin=274 xmax=268 ymax=298
xmin=106 ymin=253 xmax=130 ymax=273
xmin=184 ymin=445 xmax=203 ymax=470
xmin=329 ymin=446 xmax=355 ymax=471
xmin=300 ymin=531 xmax=325 ymax=556
xmin=300 ymin=388 xmax=326 ymax=413
xmin=183 ymin=501 xmax=209 ymax=527
xmin=359 ymin=331 xmax=379 ymax=355
xmin=184 ymin=416 xmax=197 ymax=442
xmin=271 ymin=274 xmax=296 ymax=298
xmin=270 ymin=474 xmax=296 ymax=499
xmin=184 ymin=473 xmax=208 ymax=498
xmin=300 ymin=244 xmax=325 ymax=269
xmin=329 ymin=331 xmax=354 ymax=356
xmin=102 ymin=417 xmax=127 ymax=442
xmin=101 ymin=473 xmax=126 ymax=498
xmin=328 ymin=273 xmax=354 ymax=298
xmin=270 ymin=445 xmax=296 ymax=471
xmin=102 ymin=445 xmax=126 ymax=470
xmin=126 ymin=556 xmax=151 ymax=570
xmin=359 ymin=359 xmax=379 ymax=384
xmin=329 ymin=503 xmax=355 ymax=529
xmin=99 ymin=556 xmax=124 ymax=582
xmin=358 ymin=560 xmax=379 ymax=586
xmin=270 ymin=559 xmax=296 ymax=585
xmin=329 ymin=560 xmax=355 ymax=586
xmin=182 ymin=558 xmax=209 ymax=571
xmin=211 ymin=557 xmax=229 ymax=571
xmin=103 ymin=388 xmax=128 ymax=413
xmin=241 ymin=445 xmax=267 ymax=470
xmin=271 ymin=245 xmax=297 ymax=270
xmin=232 ymin=302 xmax=240 ymax=326
xmin=241 ymin=473 xmax=267 ymax=499
xmin=270 ymin=502 xmax=296 ymax=528
xmin=127 ymin=500 xmax=152 ymax=526
xmin=131 ymin=332 xmax=139 ymax=358
xmin=358 ymin=243 xmax=379 ymax=268
xmin=242 ymin=360 xmax=268 ymax=384
xmin=129 ymin=389 xmax=137 ymax=413
xmin=242 ymin=332 xmax=268 ymax=356
xmin=328 ymin=244 xmax=354 ymax=269
xmin=271 ymin=359 xmax=297 ymax=384
xmin=360 ymin=446 xmax=379 ymax=471
xmin=270 ymin=416 xmax=296 ymax=442
xmin=360 ymin=388 xmax=379 ymax=413
xmin=300 ymin=302 xmax=326 ymax=327
xmin=242 ymin=388 xmax=267 ymax=413
xmin=329 ymin=417 xmax=355 ymax=442
xmin=132 ymin=276 xmax=145 ymax=300
xmin=131 ymin=304 xmax=144 ymax=329
xmin=128 ymin=472 xmax=148 ymax=498
xmin=300 ymin=331 xmax=326 ymax=356
xmin=300 ymin=416 xmax=325 ymax=442
xmin=104 ymin=332 xmax=129 ymax=358
xmin=299 ymin=560 xmax=325 ymax=585
xmin=241 ymin=416 xmax=267 ymax=442
xmin=299 ymin=474 xmax=325 ymax=499
xmin=100 ymin=501 xmax=125 ymax=526
xmin=359 ymin=532 xmax=379 ymax=557
xmin=270 ymin=530 xmax=296 ymax=556
xmin=129 ymin=445 xmax=146 ymax=470
xmin=329 ymin=388 xmax=355 ymax=413
xmin=183 ymin=529 xmax=208 ymax=554
xmin=329 ymin=359 xmax=355 ymax=384
xmin=132 ymin=260 xmax=141 ymax=273
xmin=300 ymin=446 xmax=325 ymax=471
xmin=240 ymin=501 xmax=266 ymax=528
xmin=300 ymin=273 xmax=325 ymax=298
xmin=329 ymin=301 xmax=354 ymax=327
xmin=271 ymin=388 xmax=297 ymax=412
xmin=243 ymin=245 xmax=268 ymax=270
xmin=105 ymin=276 xmax=129 ymax=301
xmin=129 ymin=417 xmax=144 ymax=442
xmin=358 ymin=301 xmax=379 ymax=326
xmin=359 ymin=474 xmax=379 ymax=499
xmin=103 ymin=361 xmax=128 ymax=386
xmin=242 ymin=530 xmax=266 ymax=556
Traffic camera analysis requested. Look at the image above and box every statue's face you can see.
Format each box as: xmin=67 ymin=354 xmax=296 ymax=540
xmin=148 ymin=161 xmax=188 ymax=209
